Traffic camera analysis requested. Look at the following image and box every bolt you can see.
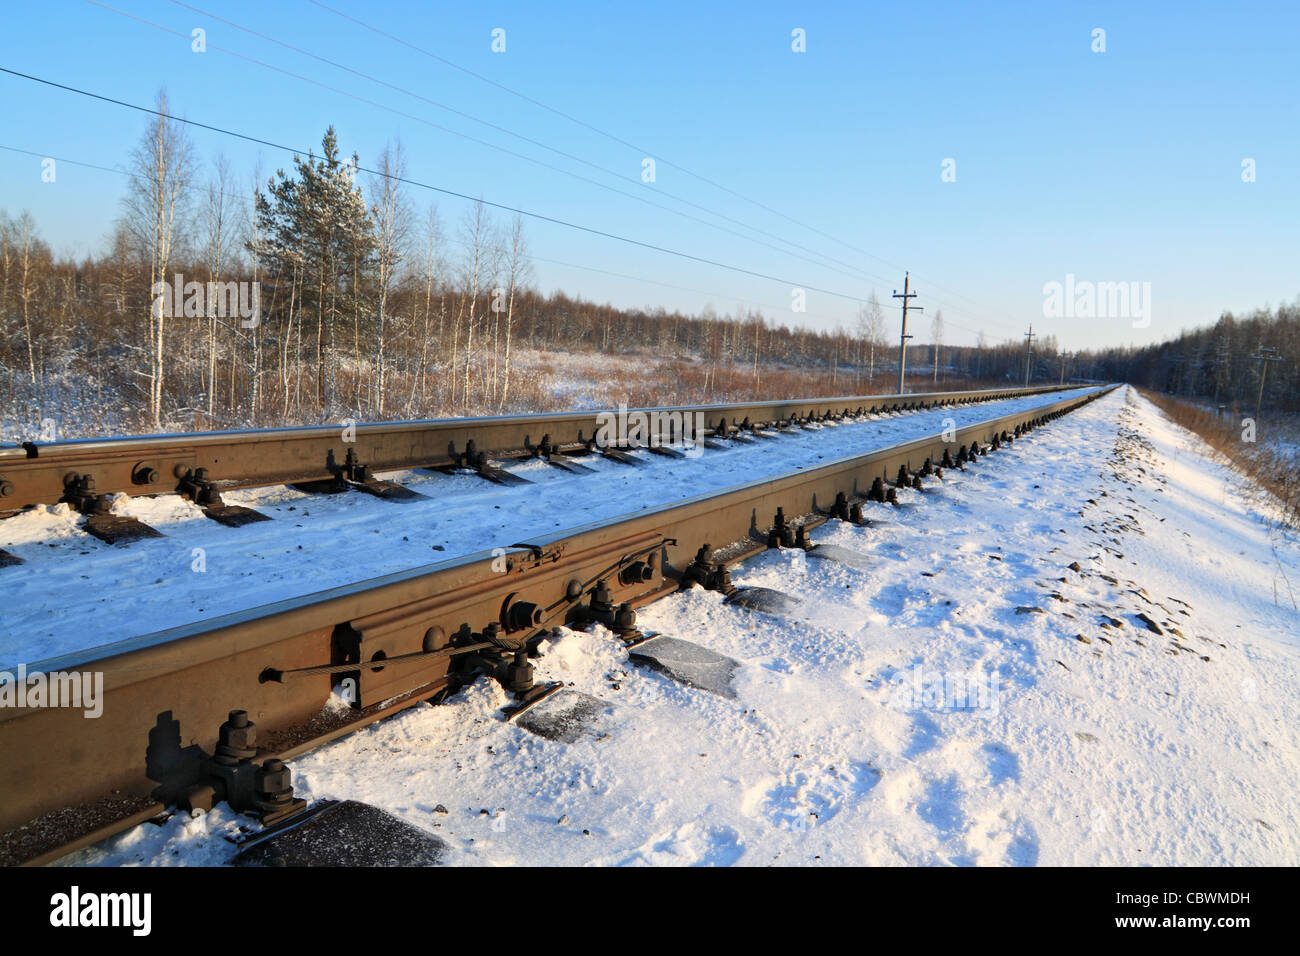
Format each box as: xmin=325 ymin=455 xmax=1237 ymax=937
xmin=217 ymin=709 xmax=257 ymax=757
xmin=506 ymin=600 xmax=543 ymax=631
xmin=618 ymin=562 xmax=654 ymax=586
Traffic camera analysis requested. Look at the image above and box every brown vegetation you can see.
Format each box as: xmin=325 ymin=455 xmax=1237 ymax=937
xmin=1138 ymin=388 xmax=1299 ymax=529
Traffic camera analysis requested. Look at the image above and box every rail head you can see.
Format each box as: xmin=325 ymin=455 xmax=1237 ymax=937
xmin=0 ymin=384 xmax=1079 ymax=513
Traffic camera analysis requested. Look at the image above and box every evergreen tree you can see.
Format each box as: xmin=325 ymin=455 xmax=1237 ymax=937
xmin=250 ymin=127 xmax=376 ymax=411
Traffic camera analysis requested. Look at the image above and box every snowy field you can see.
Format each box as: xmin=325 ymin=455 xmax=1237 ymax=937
xmin=60 ymin=386 xmax=1300 ymax=866
xmin=2 ymin=386 xmax=1098 ymax=668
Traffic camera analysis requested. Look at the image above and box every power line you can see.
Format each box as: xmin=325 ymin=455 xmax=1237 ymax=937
xmin=0 ymin=137 xmax=1028 ymax=353
xmin=302 ymin=0 xmax=1028 ymax=339
xmin=87 ymin=0 xmax=894 ymax=293
xmin=304 ymin=0 xmax=868 ymax=245
xmin=0 ymin=67 xmax=871 ymax=303
xmin=0 ymin=144 xmax=141 ymax=182
xmin=163 ymin=0 xmax=895 ymax=290
xmin=4 ymin=132 xmax=1001 ymax=343
xmin=4 ymin=139 xmax=856 ymax=324
xmin=16 ymin=3 xmax=1033 ymax=343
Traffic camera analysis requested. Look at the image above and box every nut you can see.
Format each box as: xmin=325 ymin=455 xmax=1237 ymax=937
xmin=218 ymin=711 xmax=256 ymax=750
xmin=256 ymin=759 xmax=292 ymax=796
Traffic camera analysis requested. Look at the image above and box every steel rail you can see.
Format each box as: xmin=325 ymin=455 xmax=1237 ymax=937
xmin=0 ymin=385 xmax=1075 ymax=514
xmin=0 ymin=384 xmax=1116 ymax=864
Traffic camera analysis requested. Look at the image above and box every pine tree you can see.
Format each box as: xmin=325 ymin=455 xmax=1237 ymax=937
xmin=250 ymin=127 xmax=376 ymax=413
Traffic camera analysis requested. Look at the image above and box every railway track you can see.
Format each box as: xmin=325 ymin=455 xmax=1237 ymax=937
xmin=0 ymin=383 xmax=1115 ymax=865
xmin=0 ymin=385 xmax=1071 ymax=522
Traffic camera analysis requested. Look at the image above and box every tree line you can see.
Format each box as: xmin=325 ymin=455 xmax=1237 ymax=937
xmin=1074 ymin=307 xmax=1300 ymax=416
xmin=2 ymin=93 xmax=1295 ymax=438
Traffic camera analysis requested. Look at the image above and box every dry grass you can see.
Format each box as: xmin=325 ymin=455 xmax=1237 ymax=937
xmin=1138 ymin=388 xmax=1300 ymax=529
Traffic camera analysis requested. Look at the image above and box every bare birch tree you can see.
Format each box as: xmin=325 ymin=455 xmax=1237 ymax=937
xmin=370 ymin=142 xmax=411 ymax=416
xmin=243 ymin=159 xmax=264 ymax=419
xmin=15 ymin=212 xmax=40 ymax=384
xmin=410 ymin=203 xmax=442 ymax=414
xmin=460 ymin=200 xmax=488 ymax=413
xmin=867 ymin=291 xmax=884 ymax=382
xmin=202 ymin=153 xmax=235 ymax=420
xmin=498 ymin=214 xmax=529 ymax=411
xmin=122 ymin=89 xmax=193 ymax=429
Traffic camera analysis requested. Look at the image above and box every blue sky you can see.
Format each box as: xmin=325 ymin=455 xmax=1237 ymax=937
xmin=1 ymin=0 xmax=1296 ymax=351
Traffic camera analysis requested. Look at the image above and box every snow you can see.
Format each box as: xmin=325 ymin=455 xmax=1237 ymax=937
xmin=2 ymin=386 xmax=1100 ymax=669
xmin=61 ymin=386 xmax=1300 ymax=866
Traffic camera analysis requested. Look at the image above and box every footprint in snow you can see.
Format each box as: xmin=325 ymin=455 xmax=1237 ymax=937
xmin=620 ymin=821 xmax=745 ymax=867
xmin=746 ymin=761 xmax=881 ymax=832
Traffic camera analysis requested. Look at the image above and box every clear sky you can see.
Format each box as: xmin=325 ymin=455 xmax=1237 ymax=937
xmin=1 ymin=0 xmax=1296 ymax=351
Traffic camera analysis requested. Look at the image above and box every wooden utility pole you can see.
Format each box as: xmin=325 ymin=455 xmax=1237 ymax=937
xmin=1212 ymin=342 xmax=1230 ymax=414
xmin=1254 ymin=347 xmax=1281 ymax=424
xmin=1023 ymin=324 xmax=1036 ymax=386
xmin=893 ymin=273 xmax=921 ymax=394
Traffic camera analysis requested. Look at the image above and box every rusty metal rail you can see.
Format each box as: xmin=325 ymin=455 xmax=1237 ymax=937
xmin=0 ymin=385 xmax=1074 ymax=515
xmin=0 ymin=384 xmax=1116 ymax=864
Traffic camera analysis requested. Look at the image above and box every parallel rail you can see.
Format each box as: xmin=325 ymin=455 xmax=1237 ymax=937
xmin=0 ymin=385 xmax=1074 ymax=514
xmin=0 ymin=384 xmax=1116 ymax=864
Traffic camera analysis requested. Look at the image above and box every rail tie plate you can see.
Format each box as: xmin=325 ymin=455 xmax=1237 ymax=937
xmin=233 ymin=799 xmax=447 ymax=867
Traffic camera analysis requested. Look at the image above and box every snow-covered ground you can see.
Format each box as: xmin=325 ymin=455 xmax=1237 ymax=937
xmin=61 ymin=386 xmax=1300 ymax=866
xmin=2 ymin=387 xmax=1099 ymax=668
